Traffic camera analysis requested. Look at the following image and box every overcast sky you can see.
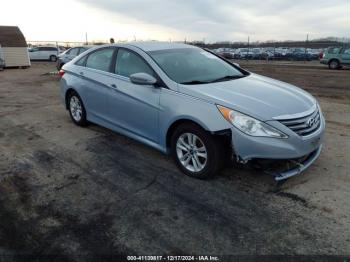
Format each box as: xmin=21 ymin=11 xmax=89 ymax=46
xmin=2 ymin=0 xmax=350 ymax=43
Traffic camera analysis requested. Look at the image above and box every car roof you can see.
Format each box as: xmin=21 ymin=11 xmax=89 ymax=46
xmin=69 ymin=45 xmax=95 ymax=49
xmin=30 ymin=46 xmax=57 ymax=48
xmin=123 ymin=41 xmax=197 ymax=52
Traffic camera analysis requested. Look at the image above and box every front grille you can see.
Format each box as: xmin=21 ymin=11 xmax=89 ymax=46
xmin=279 ymin=108 xmax=321 ymax=136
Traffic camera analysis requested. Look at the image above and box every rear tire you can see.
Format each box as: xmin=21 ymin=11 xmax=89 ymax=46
xmin=67 ymin=91 xmax=88 ymax=126
xmin=170 ymin=123 xmax=224 ymax=179
xmin=50 ymin=55 xmax=57 ymax=62
xmin=329 ymin=59 xmax=340 ymax=70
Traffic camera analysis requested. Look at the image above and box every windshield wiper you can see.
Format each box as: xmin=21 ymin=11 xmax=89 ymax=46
xmin=180 ymin=75 xmax=245 ymax=85
xmin=209 ymin=75 xmax=245 ymax=83
xmin=180 ymin=80 xmax=209 ymax=85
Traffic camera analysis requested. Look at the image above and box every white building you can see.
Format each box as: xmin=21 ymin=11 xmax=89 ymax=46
xmin=0 ymin=26 xmax=31 ymax=68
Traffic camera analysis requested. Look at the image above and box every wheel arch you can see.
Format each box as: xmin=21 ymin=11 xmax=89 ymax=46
xmin=165 ymin=119 xmax=208 ymax=149
xmin=65 ymin=88 xmax=78 ymax=109
xmin=328 ymin=58 xmax=340 ymax=63
xmin=165 ymin=117 xmax=232 ymax=150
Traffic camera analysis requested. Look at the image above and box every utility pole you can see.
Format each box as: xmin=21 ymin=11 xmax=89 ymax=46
xmin=85 ymin=32 xmax=88 ymax=45
xmin=247 ymin=36 xmax=250 ymax=59
xmin=305 ymin=33 xmax=309 ymax=62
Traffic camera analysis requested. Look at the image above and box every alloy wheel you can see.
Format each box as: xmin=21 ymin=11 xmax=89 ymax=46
xmin=69 ymin=96 xmax=82 ymax=122
xmin=176 ymin=133 xmax=208 ymax=172
xmin=330 ymin=61 xmax=339 ymax=69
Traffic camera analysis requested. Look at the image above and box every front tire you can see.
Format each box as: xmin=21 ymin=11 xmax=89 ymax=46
xmin=68 ymin=91 xmax=88 ymax=126
xmin=170 ymin=123 xmax=223 ymax=179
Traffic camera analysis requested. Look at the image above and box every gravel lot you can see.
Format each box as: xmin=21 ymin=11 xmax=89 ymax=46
xmin=0 ymin=61 xmax=349 ymax=258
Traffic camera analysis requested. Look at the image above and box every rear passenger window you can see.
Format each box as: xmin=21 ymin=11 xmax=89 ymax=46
xmin=115 ymin=49 xmax=154 ymax=78
xmin=78 ymin=48 xmax=88 ymax=55
xmin=75 ymin=55 xmax=87 ymax=66
xmin=85 ymin=48 xmax=114 ymax=72
xmin=342 ymin=48 xmax=350 ymax=55
xmin=328 ymin=47 xmax=340 ymax=54
xmin=69 ymin=48 xmax=79 ymax=56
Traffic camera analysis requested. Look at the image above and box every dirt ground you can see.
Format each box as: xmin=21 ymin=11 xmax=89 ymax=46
xmin=0 ymin=61 xmax=349 ymax=258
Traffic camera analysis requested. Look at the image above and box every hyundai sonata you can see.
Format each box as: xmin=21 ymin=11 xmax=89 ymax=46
xmin=59 ymin=42 xmax=325 ymax=180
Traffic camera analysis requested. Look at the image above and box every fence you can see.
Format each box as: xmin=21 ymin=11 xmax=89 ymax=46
xmin=27 ymin=41 xmax=89 ymax=49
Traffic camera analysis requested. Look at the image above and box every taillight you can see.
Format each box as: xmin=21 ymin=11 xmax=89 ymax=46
xmin=58 ymin=69 xmax=65 ymax=77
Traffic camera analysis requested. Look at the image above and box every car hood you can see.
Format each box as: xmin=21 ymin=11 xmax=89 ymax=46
xmin=178 ymin=73 xmax=316 ymax=121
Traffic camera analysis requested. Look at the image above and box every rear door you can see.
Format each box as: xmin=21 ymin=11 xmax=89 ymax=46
xmin=49 ymin=47 xmax=59 ymax=59
xmin=106 ymin=48 xmax=161 ymax=142
xmin=340 ymin=47 xmax=350 ymax=64
xmin=76 ymin=47 xmax=117 ymax=122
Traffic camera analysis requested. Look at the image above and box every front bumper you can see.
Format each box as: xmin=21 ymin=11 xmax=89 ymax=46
xmin=272 ymin=145 xmax=322 ymax=181
xmin=230 ymin=113 xmax=325 ymax=180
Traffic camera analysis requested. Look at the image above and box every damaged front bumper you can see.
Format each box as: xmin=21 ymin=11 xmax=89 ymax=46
xmin=269 ymin=145 xmax=322 ymax=181
xmin=230 ymin=113 xmax=325 ymax=181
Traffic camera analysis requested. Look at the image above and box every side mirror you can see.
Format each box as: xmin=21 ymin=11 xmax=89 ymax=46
xmin=130 ymin=73 xmax=157 ymax=85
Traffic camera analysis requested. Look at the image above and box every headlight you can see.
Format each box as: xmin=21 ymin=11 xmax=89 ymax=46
xmin=217 ymin=105 xmax=288 ymax=138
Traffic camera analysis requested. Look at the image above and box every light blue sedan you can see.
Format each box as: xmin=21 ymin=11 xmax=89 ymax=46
xmin=59 ymin=42 xmax=325 ymax=180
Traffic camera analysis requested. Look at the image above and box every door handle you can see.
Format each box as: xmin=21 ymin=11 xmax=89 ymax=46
xmin=79 ymin=71 xmax=84 ymax=76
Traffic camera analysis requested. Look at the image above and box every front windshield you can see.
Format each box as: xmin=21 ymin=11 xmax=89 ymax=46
xmin=148 ymin=48 xmax=245 ymax=84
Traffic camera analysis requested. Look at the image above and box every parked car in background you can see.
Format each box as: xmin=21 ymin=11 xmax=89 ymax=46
xmin=285 ymin=49 xmax=312 ymax=61
xmin=28 ymin=46 xmax=61 ymax=62
xmin=307 ymin=49 xmax=322 ymax=60
xmin=251 ymin=48 xmax=263 ymax=59
xmin=218 ymin=51 xmax=235 ymax=59
xmin=59 ymin=42 xmax=324 ymax=181
xmin=261 ymin=50 xmax=275 ymax=60
xmin=57 ymin=46 xmax=94 ymax=69
xmin=236 ymin=48 xmax=254 ymax=59
xmin=0 ymin=46 xmax=4 ymax=71
xmin=320 ymin=46 xmax=350 ymax=69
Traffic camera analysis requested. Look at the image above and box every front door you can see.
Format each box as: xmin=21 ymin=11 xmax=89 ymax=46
xmin=106 ymin=48 xmax=160 ymax=143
